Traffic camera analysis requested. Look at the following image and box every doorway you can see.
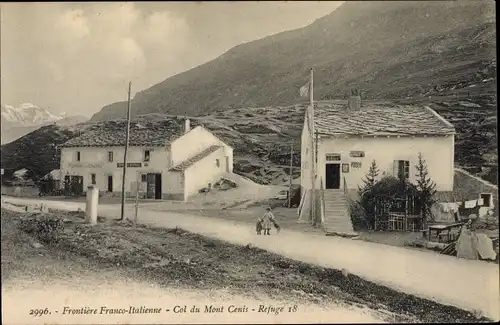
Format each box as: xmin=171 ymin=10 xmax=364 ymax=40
xmin=64 ymin=175 xmax=84 ymax=196
xmin=225 ymin=156 xmax=230 ymax=172
xmin=325 ymin=163 xmax=341 ymax=189
xmin=107 ymin=175 xmax=113 ymax=192
xmin=146 ymin=173 xmax=162 ymax=199
xmin=154 ymin=174 xmax=162 ymax=200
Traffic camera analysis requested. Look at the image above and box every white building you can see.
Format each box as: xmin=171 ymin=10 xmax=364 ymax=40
xmin=59 ymin=118 xmax=233 ymax=201
xmin=299 ymin=96 xmax=456 ymax=233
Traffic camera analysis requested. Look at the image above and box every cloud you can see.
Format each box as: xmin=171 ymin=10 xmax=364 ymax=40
xmin=55 ymin=9 xmax=90 ymax=40
xmin=1 ymin=2 xmax=342 ymax=117
xmin=1 ymin=2 xmax=190 ymax=115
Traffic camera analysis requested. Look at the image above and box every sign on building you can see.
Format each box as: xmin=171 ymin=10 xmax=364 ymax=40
xmin=117 ymin=163 xmax=142 ymax=168
xmin=1 ymin=168 xmax=4 ymax=175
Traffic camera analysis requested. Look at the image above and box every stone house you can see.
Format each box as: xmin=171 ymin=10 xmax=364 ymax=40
xmin=59 ymin=118 xmax=233 ymax=201
xmin=298 ymin=95 xmax=456 ymax=234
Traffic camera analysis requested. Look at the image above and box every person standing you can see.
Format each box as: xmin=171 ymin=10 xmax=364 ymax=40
xmin=261 ymin=207 xmax=279 ymax=235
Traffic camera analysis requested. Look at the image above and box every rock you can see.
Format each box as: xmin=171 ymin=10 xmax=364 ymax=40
xmin=32 ymin=242 xmax=43 ymax=249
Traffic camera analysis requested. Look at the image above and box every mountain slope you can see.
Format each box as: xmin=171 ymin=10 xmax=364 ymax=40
xmin=91 ymin=0 xmax=495 ymax=120
xmin=0 ymin=125 xmax=80 ymax=182
xmin=4 ymin=1 xmax=496 ymax=186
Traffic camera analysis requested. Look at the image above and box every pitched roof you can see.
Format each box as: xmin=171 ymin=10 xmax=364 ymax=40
xmin=311 ymin=102 xmax=455 ymax=136
xmin=169 ymin=145 xmax=221 ymax=172
xmin=42 ymin=169 xmax=62 ymax=180
xmin=61 ymin=119 xmax=184 ymax=147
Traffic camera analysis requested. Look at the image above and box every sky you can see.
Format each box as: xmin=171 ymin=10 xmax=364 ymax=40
xmin=0 ymin=1 xmax=343 ymax=117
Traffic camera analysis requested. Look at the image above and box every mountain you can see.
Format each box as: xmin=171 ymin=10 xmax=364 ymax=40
xmin=1 ymin=103 xmax=62 ymax=125
xmin=90 ymin=1 xmax=495 ymax=120
xmin=0 ymin=125 xmax=79 ymax=182
xmin=0 ymin=103 xmax=88 ymax=144
xmin=4 ymin=1 xmax=497 ymax=185
xmin=88 ymin=0 xmax=496 ymax=184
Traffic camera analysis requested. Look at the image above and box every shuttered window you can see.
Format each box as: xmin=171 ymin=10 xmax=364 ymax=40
xmin=393 ymin=160 xmax=410 ymax=179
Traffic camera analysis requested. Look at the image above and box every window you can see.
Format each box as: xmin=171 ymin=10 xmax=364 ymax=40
xmin=326 ymin=153 xmax=341 ymax=161
xmin=394 ymin=160 xmax=410 ymax=179
xmin=108 ymin=151 xmax=114 ymax=162
xmin=144 ymin=150 xmax=150 ymax=162
xmin=480 ymin=193 xmax=492 ymax=207
xmin=91 ymin=173 xmax=96 ymax=185
xmin=141 ymin=174 xmax=147 ymax=182
xmin=76 ymin=151 xmax=81 ymax=162
xmin=216 ymin=159 xmax=220 ymax=167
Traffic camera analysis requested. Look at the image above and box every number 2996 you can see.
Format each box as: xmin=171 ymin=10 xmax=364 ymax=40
xmin=30 ymin=308 xmax=50 ymax=317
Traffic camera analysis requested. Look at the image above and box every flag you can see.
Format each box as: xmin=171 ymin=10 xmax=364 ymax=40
xmin=299 ymin=81 xmax=310 ymax=97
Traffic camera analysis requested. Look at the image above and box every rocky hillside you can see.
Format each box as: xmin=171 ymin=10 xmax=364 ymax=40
xmin=91 ymin=1 xmax=495 ymax=120
xmin=2 ymin=1 xmax=496 ymax=186
xmin=86 ymin=1 xmax=496 ymax=184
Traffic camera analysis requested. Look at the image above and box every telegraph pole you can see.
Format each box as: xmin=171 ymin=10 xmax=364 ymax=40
xmin=119 ymin=81 xmax=132 ymax=221
xmin=288 ymin=143 xmax=294 ymax=208
xmin=309 ymin=67 xmax=316 ymax=226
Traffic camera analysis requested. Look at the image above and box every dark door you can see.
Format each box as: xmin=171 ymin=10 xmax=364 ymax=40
xmin=64 ymin=175 xmax=71 ymax=195
xmin=325 ymin=163 xmax=341 ymax=189
xmin=154 ymin=174 xmax=162 ymax=200
xmin=107 ymin=175 xmax=113 ymax=192
xmin=71 ymin=176 xmax=84 ymax=196
xmin=146 ymin=173 xmax=156 ymax=199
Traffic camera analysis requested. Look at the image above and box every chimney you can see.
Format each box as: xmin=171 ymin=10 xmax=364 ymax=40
xmin=184 ymin=117 xmax=191 ymax=134
xmin=348 ymin=88 xmax=361 ymax=110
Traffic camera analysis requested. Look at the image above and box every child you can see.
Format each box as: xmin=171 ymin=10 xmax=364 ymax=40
xmin=260 ymin=207 xmax=280 ymax=235
xmin=256 ymin=218 xmax=263 ymax=235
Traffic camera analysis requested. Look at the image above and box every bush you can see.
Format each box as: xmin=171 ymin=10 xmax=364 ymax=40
xmin=18 ymin=214 xmax=65 ymax=243
xmin=360 ymin=176 xmax=419 ymax=227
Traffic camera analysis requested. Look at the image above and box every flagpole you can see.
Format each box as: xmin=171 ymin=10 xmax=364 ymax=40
xmin=309 ymin=67 xmax=317 ymax=226
xmin=119 ymin=81 xmax=132 ymax=221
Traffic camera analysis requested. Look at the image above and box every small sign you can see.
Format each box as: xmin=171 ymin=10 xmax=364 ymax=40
xmin=117 ymin=163 xmax=142 ymax=168
xmin=342 ymin=163 xmax=350 ymax=173
xmin=326 ymin=153 xmax=341 ymax=161
xmin=0 ymin=168 xmax=3 ymax=175
xmin=350 ymin=151 xmax=365 ymax=158
xmin=351 ymin=162 xmax=362 ymax=168
xmin=69 ymin=163 xmax=103 ymax=168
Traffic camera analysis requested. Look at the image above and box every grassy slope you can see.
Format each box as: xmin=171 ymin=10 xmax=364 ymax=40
xmin=2 ymin=208 xmax=492 ymax=323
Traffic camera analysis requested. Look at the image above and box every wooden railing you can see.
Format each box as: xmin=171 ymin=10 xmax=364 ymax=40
xmin=343 ymin=176 xmax=352 ymax=224
xmin=319 ymin=177 xmax=326 ymax=225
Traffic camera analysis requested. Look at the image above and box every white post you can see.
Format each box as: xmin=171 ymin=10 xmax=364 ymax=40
xmin=85 ymin=186 xmax=99 ymax=225
xmin=134 ymin=181 xmax=140 ymax=226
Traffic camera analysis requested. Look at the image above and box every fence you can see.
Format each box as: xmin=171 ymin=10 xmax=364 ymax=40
xmin=373 ymin=194 xmax=423 ymax=231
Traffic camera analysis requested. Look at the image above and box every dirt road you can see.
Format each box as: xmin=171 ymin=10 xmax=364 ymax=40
xmin=1 ymin=208 xmax=390 ymax=324
xmin=3 ymin=196 xmax=499 ymax=321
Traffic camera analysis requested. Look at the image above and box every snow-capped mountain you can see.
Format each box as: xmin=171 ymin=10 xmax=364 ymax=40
xmin=1 ymin=103 xmax=88 ymax=145
xmin=1 ymin=102 xmax=64 ymax=126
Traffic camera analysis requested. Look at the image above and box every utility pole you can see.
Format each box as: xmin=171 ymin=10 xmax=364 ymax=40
xmin=309 ymin=67 xmax=316 ymax=226
xmin=288 ymin=142 xmax=294 ymax=208
xmin=119 ymin=81 xmax=132 ymax=221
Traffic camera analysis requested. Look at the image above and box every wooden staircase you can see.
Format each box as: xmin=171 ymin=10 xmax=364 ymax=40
xmin=322 ymin=189 xmax=357 ymax=237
